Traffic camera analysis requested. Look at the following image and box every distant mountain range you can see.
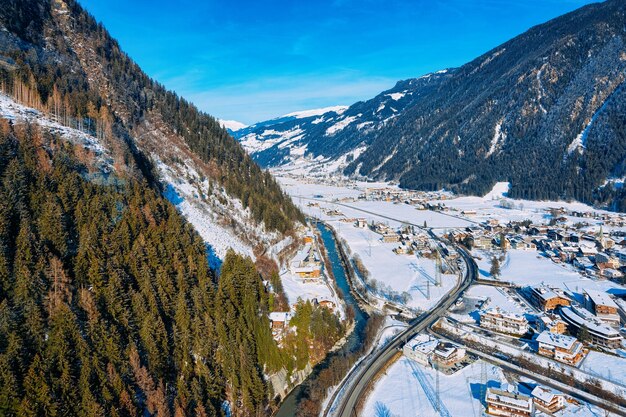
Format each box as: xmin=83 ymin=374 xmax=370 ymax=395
xmin=236 ymin=0 xmax=626 ymax=211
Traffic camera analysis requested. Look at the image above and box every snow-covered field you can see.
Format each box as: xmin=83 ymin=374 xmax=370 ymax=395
xmin=579 ymin=351 xmax=626 ymax=387
xmin=435 ymin=182 xmax=621 ymax=233
xmin=474 ymin=249 xmax=625 ymax=295
xmin=362 ymin=358 xmax=503 ymax=417
xmin=363 ymin=356 xmax=612 ymax=417
xmin=330 ymin=221 xmax=457 ymax=311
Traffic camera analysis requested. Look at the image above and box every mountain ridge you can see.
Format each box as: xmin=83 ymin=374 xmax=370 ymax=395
xmin=237 ymin=0 xmax=626 ymax=211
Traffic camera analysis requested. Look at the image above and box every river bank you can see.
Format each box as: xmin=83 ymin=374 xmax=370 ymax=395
xmin=274 ymin=221 xmax=376 ymax=417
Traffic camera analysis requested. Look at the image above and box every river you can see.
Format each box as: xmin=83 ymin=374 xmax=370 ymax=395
xmin=275 ymin=222 xmax=369 ymax=416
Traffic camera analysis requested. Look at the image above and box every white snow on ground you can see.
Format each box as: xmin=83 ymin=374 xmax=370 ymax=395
xmin=363 ymin=358 xmax=504 ymax=417
xmin=218 ymin=119 xmax=247 ymax=132
xmin=280 ymin=270 xmax=345 ymax=319
xmin=376 ymin=317 xmax=408 ymax=350
xmin=330 ymin=222 xmax=456 ymax=312
xmin=155 ymin=158 xmax=255 ymax=259
xmin=483 ymin=182 xmax=510 ymax=200
xmin=0 ymin=93 xmax=109 ymax=161
xmin=566 ymin=87 xmax=618 ymax=155
xmin=282 ymin=105 xmax=348 ymax=119
xmin=326 ymin=115 xmax=359 ymax=136
xmin=279 ymin=178 xmax=474 ymax=312
xmin=364 ymin=356 xmax=612 ymax=417
xmin=579 ymin=351 xmax=626 ymax=387
xmin=387 ymin=92 xmax=406 ymax=101
xmin=474 ymin=249 xmax=624 ymax=295
xmin=486 ymin=121 xmax=505 ymax=158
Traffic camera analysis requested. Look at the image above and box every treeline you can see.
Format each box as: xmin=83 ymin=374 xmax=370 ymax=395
xmin=0 ymin=120 xmax=291 ymax=416
xmin=285 ymin=300 xmax=345 ymax=369
xmin=0 ymin=0 xmax=304 ymax=234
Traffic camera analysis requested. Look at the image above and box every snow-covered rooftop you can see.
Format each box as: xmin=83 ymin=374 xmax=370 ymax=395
xmin=536 ymin=331 xmax=577 ymax=350
xmin=584 ymin=289 xmax=618 ymax=309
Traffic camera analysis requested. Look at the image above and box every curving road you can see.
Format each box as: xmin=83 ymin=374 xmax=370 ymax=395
xmin=328 ymin=246 xmax=476 ymax=417
xmin=297 ymin=195 xmax=478 ymax=417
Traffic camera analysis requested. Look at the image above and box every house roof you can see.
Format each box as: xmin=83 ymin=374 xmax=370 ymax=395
xmin=269 ymin=312 xmax=291 ymax=322
xmin=584 ymin=289 xmax=618 ymax=309
xmin=536 ymin=331 xmax=577 ymax=350
xmin=531 ymin=386 xmax=561 ymax=403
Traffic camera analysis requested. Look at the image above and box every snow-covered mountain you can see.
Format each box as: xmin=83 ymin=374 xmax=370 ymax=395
xmin=233 ymin=71 xmax=452 ymax=175
xmin=218 ymin=119 xmax=247 ymax=133
xmin=236 ymin=0 xmax=626 ymax=211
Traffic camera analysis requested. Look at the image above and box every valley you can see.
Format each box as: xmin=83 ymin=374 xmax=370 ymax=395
xmin=1 ymin=1 xmax=626 ymax=417
xmin=272 ymin=173 xmax=626 ymax=417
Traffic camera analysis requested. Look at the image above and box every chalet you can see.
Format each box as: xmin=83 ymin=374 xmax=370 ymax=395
xmin=584 ymin=289 xmax=621 ymax=327
xmin=318 ymin=300 xmax=335 ymax=311
xmin=403 ymin=334 xmax=438 ymax=366
xmin=578 ymin=244 xmax=598 ymax=257
xmin=600 ymin=268 xmax=623 ymax=279
xmin=595 ymin=253 xmax=620 ymax=270
xmin=573 ymin=257 xmax=595 ymax=272
xmin=431 ymin=342 xmax=466 ymax=367
xmin=536 ymin=331 xmax=586 ymax=366
xmin=531 ymin=386 xmax=565 ymax=414
xmin=355 ymin=218 xmax=368 ymax=229
xmin=269 ymin=312 xmax=291 ymax=335
xmin=536 ymin=314 xmax=567 ymax=334
xmin=547 ymin=229 xmax=564 ymax=241
xmin=614 ymin=247 xmax=626 ymax=263
xmin=473 ymin=235 xmax=493 ymax=250
xmin=382 ymin=232 xmax=400 ymax=243
xmin=529 ymin=225 xmax=548 ymax=235
xmin=486 ymin=386 xmax=534 ymax=417
xmin=530 ymin=285 xmax=571 ymax=312
xmin=393 ymin=246 xmax=409 ymax=255
xmin=480 ymin=308 xmax=529 ymax=336
xmin=290 ymin=244 xmax=322 ymax=281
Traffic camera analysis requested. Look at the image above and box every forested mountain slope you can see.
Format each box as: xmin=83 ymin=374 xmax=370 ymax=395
xmin=0 ymin=120 xmax=282 ymax=416
xmin=0 ymin=1 xmax=346 ymax=416
xmin=0 ymin=0 xmax=303 ymax=258
xmin=240 ymin=0 xmax=626 ymax=211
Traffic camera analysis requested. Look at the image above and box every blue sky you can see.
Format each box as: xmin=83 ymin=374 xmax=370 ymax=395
xmin=79 ymin=0 xmax=598 ymax=124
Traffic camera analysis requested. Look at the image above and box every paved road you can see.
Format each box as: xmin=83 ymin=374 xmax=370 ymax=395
xmin=430 ymin=329 xmax=626 ymax=416
xmin=328 ymin=245 xmax=477 ymax=417
xmin=303 ymin=196 xmax=477 ymax=417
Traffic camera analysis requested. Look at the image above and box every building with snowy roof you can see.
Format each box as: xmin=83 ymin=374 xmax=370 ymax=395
xmin=584 ymin=289 xmax=621 ymax=327
xmin=486 ymin=386 xmax=533 ymax=417
xmin=530 ymin=285 xmax=571 ymax=312
xmin=531 ymin=386 xmax=565 ymax=414
xmin=559 ymin=306 xmax=623 ymax=349
xmin=536 ymin=331 xmax=586 ymax=366
xmin=403 ymin=334 xmax=438 ymax=366
xmin=480 ymin=308 xmax=529 ymax=336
